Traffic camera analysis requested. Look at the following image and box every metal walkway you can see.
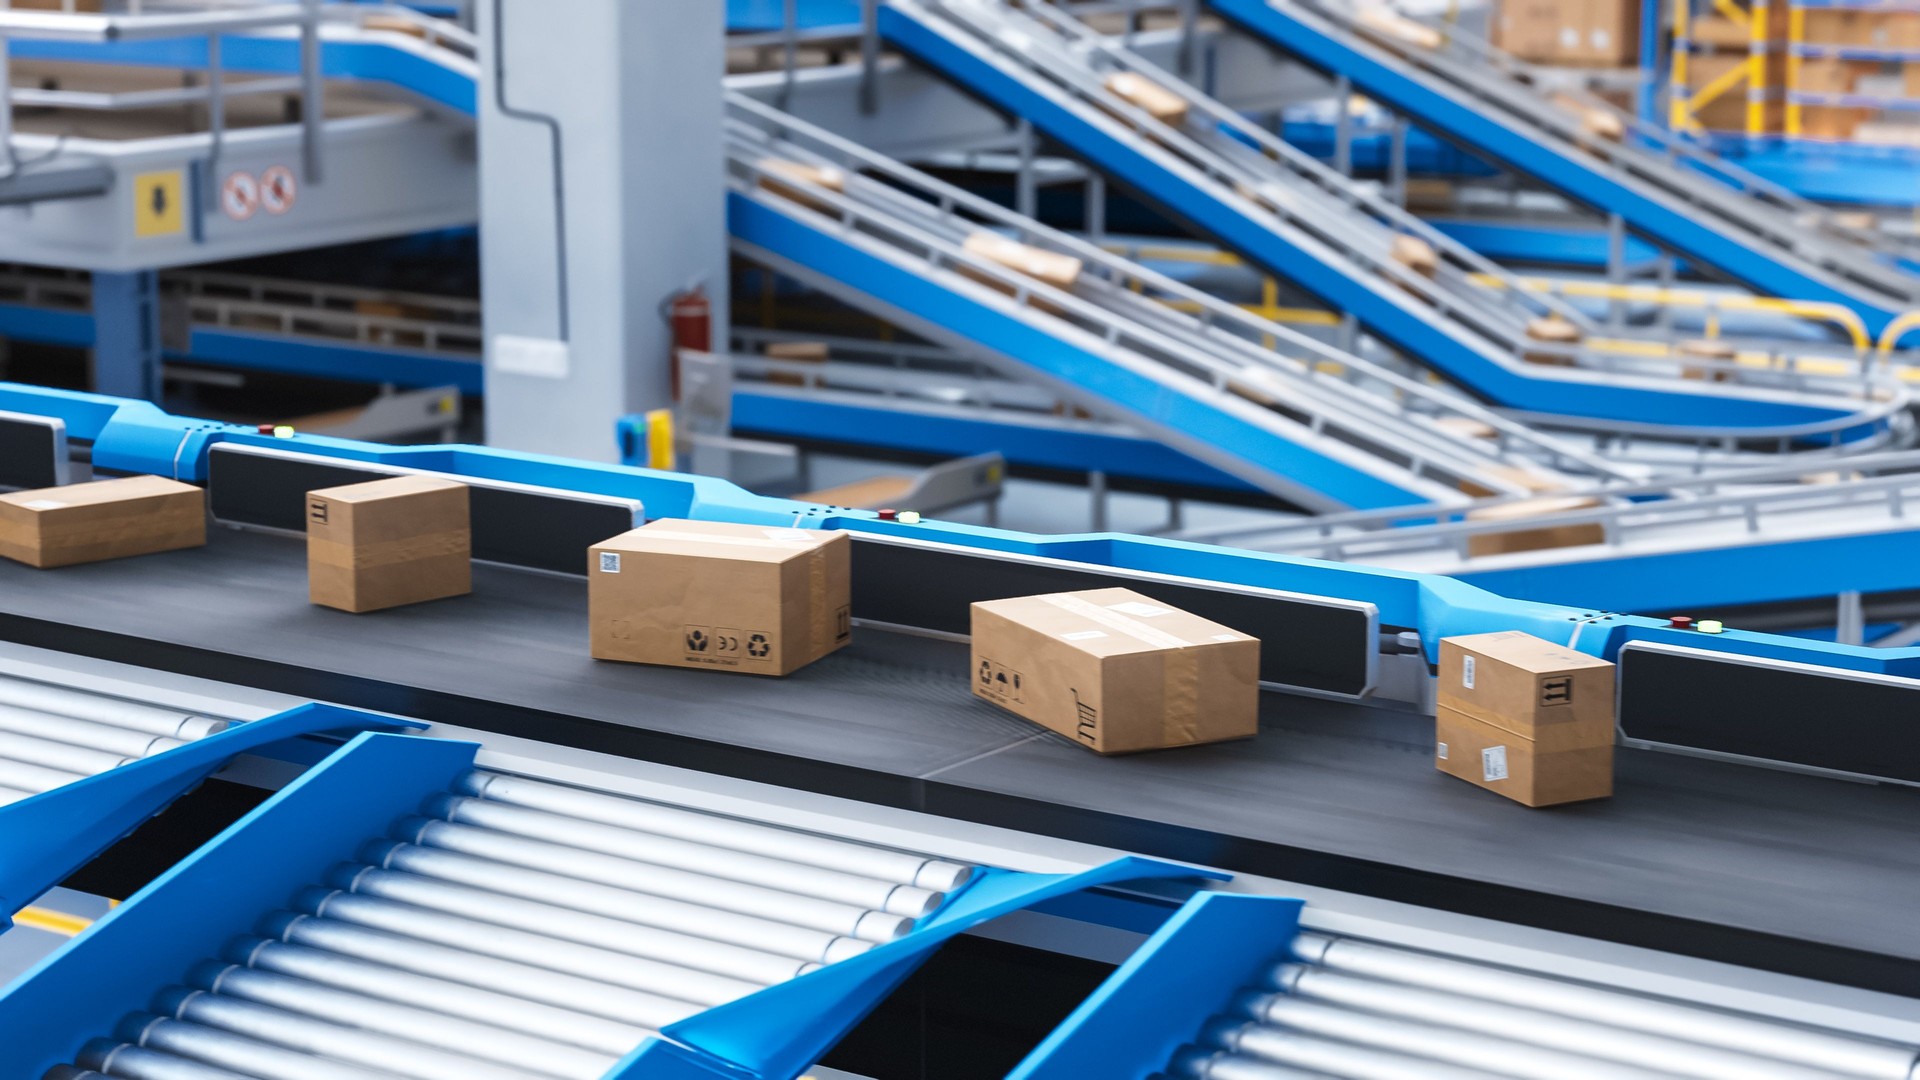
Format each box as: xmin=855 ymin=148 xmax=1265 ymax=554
xmin=1207 ymin=0 xmax=1920 ymax=337
xmin=726 ymin=93 xmax=1648 ymax=510
xmin=878 ymin=0 xmax=1907 ymax=441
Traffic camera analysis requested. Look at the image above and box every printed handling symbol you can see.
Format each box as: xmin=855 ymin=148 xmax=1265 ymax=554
xmin=746 ymin=632 xmax=771 ymax=659
xmin=686 ymin=629 xmax=708 ymax=653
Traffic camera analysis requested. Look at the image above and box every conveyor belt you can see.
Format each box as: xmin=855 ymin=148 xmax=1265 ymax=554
xmin=38 ymin=764 xmax=977 ymax=1080
xmin=1 ymin=531 xmax=1916 ymax=992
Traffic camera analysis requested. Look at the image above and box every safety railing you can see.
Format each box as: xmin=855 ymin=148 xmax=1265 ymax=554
xmin=728 ymin=92 xmax=1639 ymax=494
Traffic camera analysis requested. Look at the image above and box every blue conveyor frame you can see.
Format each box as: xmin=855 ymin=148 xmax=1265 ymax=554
xmin=6 ymin=381 xmax=1920 ymax=680
xmin=0 ymin=730 xmax=1213 ymax=1080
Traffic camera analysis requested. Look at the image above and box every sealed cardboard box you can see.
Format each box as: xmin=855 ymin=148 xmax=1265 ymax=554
xmin=970 ymin=588 xmax=1258 ymax=754
xmin=590 ymin=519 xmax=850 ymax=676
xmin=307 ymin=475 xmax=470 ymax=613
xmin=0 ymin=475 xmax=205 ymax=569
xmin=1438 ymin=630 xmax=1615 ymax=738
xmin=1436 ymin=705 xmax=1613 ymax=806
xmin=1464 ymin=495 xmax=1604 ymax=556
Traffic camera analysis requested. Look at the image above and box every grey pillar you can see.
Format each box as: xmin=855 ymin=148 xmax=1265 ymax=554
xmin=478 ymin=0 xmax=728 ymax=462
xmin=91 ymin=270 xmax=163 ymax=401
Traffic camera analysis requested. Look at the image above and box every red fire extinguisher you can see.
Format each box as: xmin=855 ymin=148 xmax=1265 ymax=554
xmin=665 ymin=287 xmax=711 ymax=403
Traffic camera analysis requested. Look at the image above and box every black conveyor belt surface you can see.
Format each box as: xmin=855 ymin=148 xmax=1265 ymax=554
xmin=3 ymin=529 xmax=1916 ymax=990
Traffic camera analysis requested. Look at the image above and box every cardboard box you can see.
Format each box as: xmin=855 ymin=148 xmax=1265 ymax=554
xmin=1465 ymin=495 xmax=1604 ymax=556
xmin=589 ymin=519 xmax=850 ymax=676
xmin=1436 ymin=705 xmax=1613 ymax=806
xmin=0 ymin=475 xmax=205 ymax=569
xmin=1105 ymin=72 xmax=1190 ymax=125
xmin=306 ymin=475 xmax=470 ymax=613
xmin=1804 ymin=8 xmax=1890 ymax=47
xmin=962 ymin=233 xmax=1083 ymax=289
xmin=970 ymin=588 xmax=1258 ymax=754
xmin=1800 ymin=104 xmax=1873 ymax=140
xmin=1438 ymin=630 xmax=1615 ymax=738
xmin=1496 ymin=0 xmax=1639 ymax=66
xmin=1797 ymin=57 xmax=1876 ymax=95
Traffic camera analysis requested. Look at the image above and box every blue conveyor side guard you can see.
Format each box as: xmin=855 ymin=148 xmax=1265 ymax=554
xmin=1008 ymin=891 xmax=1304 ymax=1080
xmin=0 ymin=702 xmax=420 ymax=928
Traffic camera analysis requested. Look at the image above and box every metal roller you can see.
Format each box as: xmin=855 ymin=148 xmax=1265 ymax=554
xmin=41 ymin=1068 xmax=110 ymax=1080
xmin=1291 ymin=933 xmax=1920 ymax=1080
xmin=0 ymin=706 xmax=185 ymax=759
xmin=117 ymin=1016 xmax=390 ymax=1080
xmin=0 ymin=784 xmax=36 ymax=807
xmin=363 ymin=839 xmax=878 ymax=962
xmin=289 ymin=891 xmax=759 ymax=1006
xmin=0 ymin=756 xmax=87 ymax=794
xmin=457 ymin=770 xmax=975 ymax=891
xmin=321 ymin=867 xmax=819 ymax=985
xmin=1233 ymin=995 xmax=1684 ymax=1080
xmin=1272 ymin=963 xmax=1841 ymax=1080
xmin=188 ymin=963 xmax=614 ymax=1079
xmin=0 ymin=682 xmax=228 ymax=740
xmin=431 ymin=793 xmax=944 ymax=917
xmin=1169 ymin=1044 xmax=1334 ymax=1079
xmin=1201 ymin=1017 xmax=1525 ymax=1080
xmin=73 ymin=1040 xmax=256 ymax=1080
xmin=398 ymin=816 xmax=914 ymax=941
xmin=0 ymin=731 xmax=137 ymax=776
xmin=231 ymin=937 xmax=658 ymax=1055
xmin=256 ymin=913 xmax=710 ymax=1025
xmin=152 ymin=987 xmax=546 ymax=1080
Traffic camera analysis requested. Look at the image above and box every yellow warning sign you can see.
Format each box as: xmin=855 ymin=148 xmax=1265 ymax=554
xmin=132 ymin=170 xmax=185 ymax=237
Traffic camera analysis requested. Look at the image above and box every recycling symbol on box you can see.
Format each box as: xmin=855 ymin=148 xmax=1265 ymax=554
xmin=746 ymin=633 xmax=771 ymax=659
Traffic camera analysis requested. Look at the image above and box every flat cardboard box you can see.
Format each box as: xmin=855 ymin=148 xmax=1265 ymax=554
xmin=970 ymin=587 xmax=1258 ymax=754
xmin=1464 ymin=495 xmax=1604 ymax=556
xmin=307 ymin=475 xmax=471 ymax=613
xmin=0 ymin=475 xmax=205 ymax=569
xmin=1438 ymin=630 xmax=1615 ymax=739
xmin=1105 ymin=72 xmax=1190 ymax=125
xmin=1496 ymin=0 xmax=1639 ymax=66
xmin=590 ymin=519 xmax=850 ymax=676
xmin=1436 ymin=705 xmax=1613 ymax=806
xmin=962 ymin=232 xmax=1084 ymax=289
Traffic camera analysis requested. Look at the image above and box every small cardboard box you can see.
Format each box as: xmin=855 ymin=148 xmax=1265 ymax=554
xmin=1438 ymin=631 xmax=1615 ymax=738
xmin=0 ymin=475 xmax=205 ymax=569
xmin=1436 ymin=705 xmax=1613 ymax=806
xmin=589 ymin=520 xmax=850 ymax=676
xmin=970 ymin=588 xmax=1259 ymax=754
xmin=307 ymin=475 xmax=471 ymax=613
xmin=1464 ymin=496 xmax=1604 ymax=557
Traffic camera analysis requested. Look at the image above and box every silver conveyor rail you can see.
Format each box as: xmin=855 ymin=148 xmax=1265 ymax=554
xmin=41 ymin=768 xmax=976 ymax=1080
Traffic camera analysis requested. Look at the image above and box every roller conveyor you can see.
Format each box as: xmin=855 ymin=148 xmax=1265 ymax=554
xmin=37 ymin=766 xmax=978 ymax=1080
xmin=1163 ymin=928 xmax=1920 ymax=1080
xmin=0 ymin=673 xmax=233 ymax=806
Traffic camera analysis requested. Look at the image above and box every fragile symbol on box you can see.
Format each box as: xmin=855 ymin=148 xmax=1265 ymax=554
xmin=978 ymin=659 xmax=1024 ymax=703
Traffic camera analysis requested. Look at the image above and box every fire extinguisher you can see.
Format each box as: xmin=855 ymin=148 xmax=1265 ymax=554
xmin=664 ymin=286 xmax=711 ymax=403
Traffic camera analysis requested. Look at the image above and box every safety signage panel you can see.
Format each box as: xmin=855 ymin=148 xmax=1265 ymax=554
xmin=260 ymin=165 xmax=297 ymax=215
xmin=132 ymin=170 xmax=185 ymax=237
xmin=221 ymin=171 xmax=259 ymax=221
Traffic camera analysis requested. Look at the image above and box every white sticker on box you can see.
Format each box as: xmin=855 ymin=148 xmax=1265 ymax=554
xmin=1462 ymin=654 xmax=1475 ymax=690
xmin=1437 ymin=741 xmax=1449 ymax=761
xmin=599 ymin=552 xmax=621 ymax=574
xmin=1482 ymin=745 xmax=1509 ymax=782
xmin=22 ymin=500 xmax=65 ymax=510
xmin=1107 ymin=601 xmax=1172 ymax=618
xmin=1062 ymin=630 xmax=1108 ymax=641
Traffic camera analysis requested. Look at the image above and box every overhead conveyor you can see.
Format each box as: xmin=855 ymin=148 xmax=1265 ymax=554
xmin=875 ymin=0 xmax=1910 ymax=444
xmin=1204 ymin=0 xmax=1920 ymax=338
xmin=726 ymin=93 xmax=1650 ymax=510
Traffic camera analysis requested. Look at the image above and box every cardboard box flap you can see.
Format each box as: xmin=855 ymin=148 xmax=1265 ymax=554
xmin=974 ymin=587 xmax=1254 ymax=657
xmin=1443 ymin=630 xmax=1612 ymax=675
xmin=307 ymin=473 xmax=465 ymax=504
xmin=600 ymin=519 xmax=842 ymax=564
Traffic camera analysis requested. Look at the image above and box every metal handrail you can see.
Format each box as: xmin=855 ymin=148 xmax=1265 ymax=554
xmin=728 ymin=92 xmax=1638 ymax=490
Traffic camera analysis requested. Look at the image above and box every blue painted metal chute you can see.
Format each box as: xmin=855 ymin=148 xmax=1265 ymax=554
xmin=0 ymin=702 xmax=420 ymax=932
xmin=1010 ymin=891 xmax=1306 ymax=1079
xmin=0 ymin=729 xmax=1220 ymax=1080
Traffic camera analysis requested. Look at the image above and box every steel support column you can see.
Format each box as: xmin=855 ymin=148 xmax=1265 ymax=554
xmin=90 ymin=270 xmax=162 ymax=402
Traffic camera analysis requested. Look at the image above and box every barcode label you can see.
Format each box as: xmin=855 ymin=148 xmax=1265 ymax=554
xmin=1462 ymin=654 xmax=1476 ymax=690
xmin=1436 ymin=741 xmax=1449 ymax=761
xmin=1482 ymin=745 xmax=1509 ymax=782
xmin=599 ymin=552 xmax=621 ymax=573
